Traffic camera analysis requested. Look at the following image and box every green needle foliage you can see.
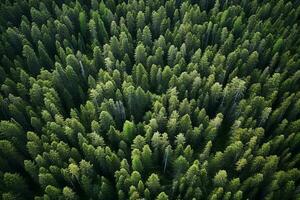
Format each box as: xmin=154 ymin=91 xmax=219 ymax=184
xmin=0 ymin=0 xmax=300 ymax=199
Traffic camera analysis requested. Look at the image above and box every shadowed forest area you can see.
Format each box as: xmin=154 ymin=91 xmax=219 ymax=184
xmin=0 ymin=0 xmax=300 ymax=199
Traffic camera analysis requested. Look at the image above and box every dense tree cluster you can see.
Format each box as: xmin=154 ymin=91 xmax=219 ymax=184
xmin=0 ymin=0 xmax=300 ymax=199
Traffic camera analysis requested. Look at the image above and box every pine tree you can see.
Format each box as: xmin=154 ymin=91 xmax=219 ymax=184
xmin=135 ymin=44 xmax=147 ymax=65
xmin=136 ymin=11 xmax=145 ymax=31
xmin=79 ymin=11 xmax=87 ymax=39
xmin=123 ymin=120 xmax=136 ymax=142
xmin=132 ymin=63 xmax=149 ymax=90
xmin=38 ymin=41 xmax=53 ymax=69
xmin=99 ymin=111 xmax=115 ymax=134
xmin=22 ymin=45 xmax=40 ymax=75
xmin=156 ymin=192 xmax=169 ymax=200
xmin=142 ymin=26 xmax=152 ymax=47
xmin=213 ymin=170 xmax=228 ymax=187
xmin=146 ymin=173 xmax=161 ymax=197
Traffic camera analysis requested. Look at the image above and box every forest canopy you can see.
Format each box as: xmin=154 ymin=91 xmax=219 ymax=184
xmin=0 ymin=0 xmax=300 ymax=199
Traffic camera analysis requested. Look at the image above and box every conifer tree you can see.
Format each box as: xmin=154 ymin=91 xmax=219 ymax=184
xmin=22 ymin=45 xmax=40 ymax=75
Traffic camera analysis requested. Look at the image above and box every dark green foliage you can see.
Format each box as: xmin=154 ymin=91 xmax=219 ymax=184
xmin=0 ymin=0 xmax=300 ymax=199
